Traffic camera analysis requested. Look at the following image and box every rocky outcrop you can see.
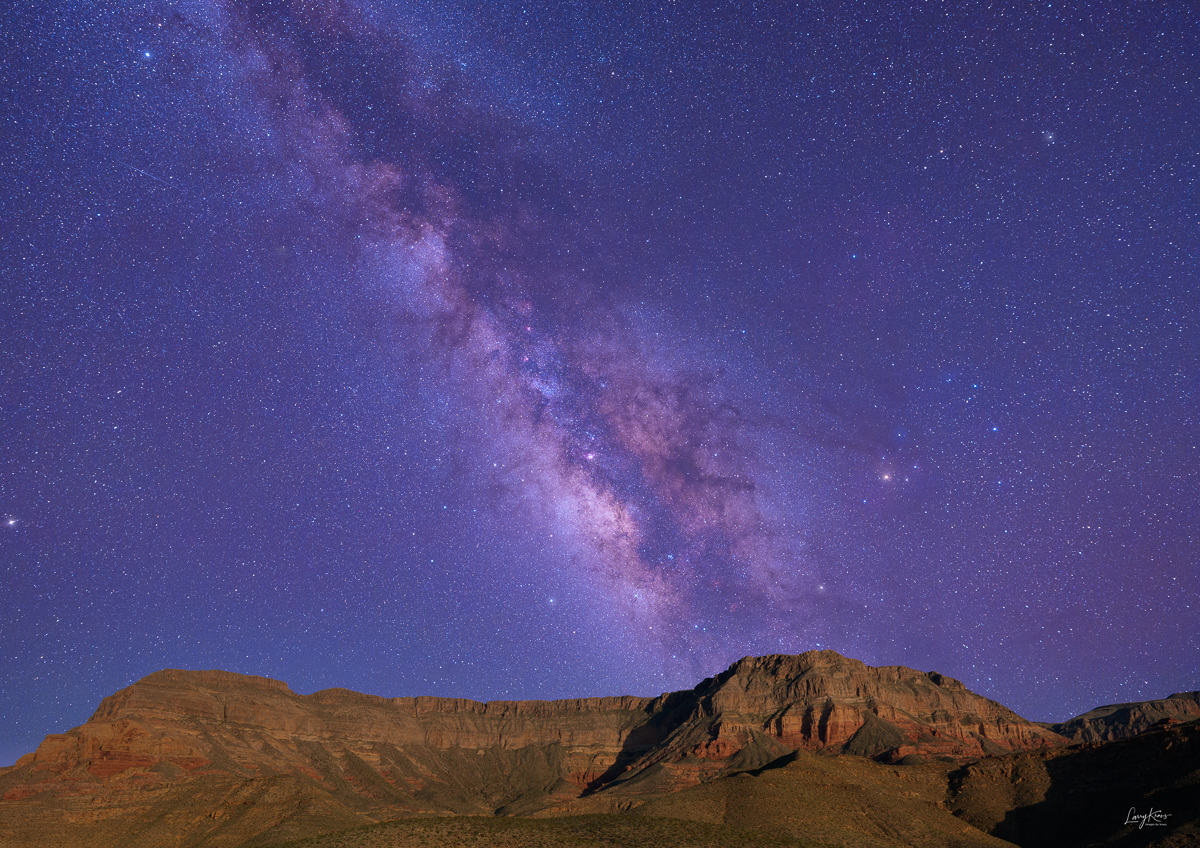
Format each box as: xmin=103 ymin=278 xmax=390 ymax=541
xmin=1050 ymin=691 xmax=1200 ymax=743
xmin=571 ymin=652 xmax=1066 ymax=798
xmin=685 ymin=653 xmax=1064 ymax=760
xmin=0 ymin=651 xmax=1068 ymax=847
xmin=948 ymin=717 xmax=1200 ymax=848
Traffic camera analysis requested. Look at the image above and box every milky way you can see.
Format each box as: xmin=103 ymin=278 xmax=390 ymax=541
xmin=202 ymin=0 xmax=828 ymax=656
xmin=2 ymin=0 xmax=1197 ymax=765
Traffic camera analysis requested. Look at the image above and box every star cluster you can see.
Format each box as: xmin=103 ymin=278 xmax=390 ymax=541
xmin=1 ymin=0 xmax=1197 ymax=766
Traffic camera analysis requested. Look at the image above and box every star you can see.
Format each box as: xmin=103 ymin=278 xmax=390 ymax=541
xmin=0 ymin=0 xmax=1192 ymax=768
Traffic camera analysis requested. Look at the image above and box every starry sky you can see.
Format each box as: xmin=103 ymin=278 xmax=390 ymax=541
xmin=2 ymin=0 xmax=1197 ymax=766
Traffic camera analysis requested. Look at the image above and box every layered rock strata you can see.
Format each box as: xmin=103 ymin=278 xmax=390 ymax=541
xmin=1049 ymin=690 xmax=1200 ymax=743
xmin=0 ymin=650 xmax=1068 ymax=847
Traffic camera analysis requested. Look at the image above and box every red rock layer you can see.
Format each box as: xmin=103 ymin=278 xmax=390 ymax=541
xmin=593 ymin=651 xmax=1067 ymax=792
xmin=0 ymin=650 xmax=1070 ymax=847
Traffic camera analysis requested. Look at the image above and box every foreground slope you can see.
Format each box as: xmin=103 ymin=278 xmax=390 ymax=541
xmin=624 ymin=749 xmax=1017 ymax=848
xmin=948 ymin=717 xmax=1200 ymax=848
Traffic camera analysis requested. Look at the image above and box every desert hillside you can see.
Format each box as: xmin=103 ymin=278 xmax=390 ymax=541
xmin=1 ymin=651 xmax=1194 ymax=848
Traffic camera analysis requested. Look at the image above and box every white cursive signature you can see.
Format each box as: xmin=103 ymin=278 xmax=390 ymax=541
xmin=1124 ymin=808 xmax=1171 ymax=829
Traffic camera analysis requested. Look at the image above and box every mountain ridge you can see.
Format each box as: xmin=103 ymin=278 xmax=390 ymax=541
xmin=1048 ymin=690 xmax=1200 ymax=744
xmin=1 ymin=649 xmax=1192 ymax=848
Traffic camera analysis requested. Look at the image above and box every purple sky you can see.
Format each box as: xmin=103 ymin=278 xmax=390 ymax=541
xmin=2 ymin=0 xmax=1197 ymax=766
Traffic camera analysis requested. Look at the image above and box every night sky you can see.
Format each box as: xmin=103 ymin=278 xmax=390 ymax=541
xmin=2 ymin=0 xmax=1197 ymax=766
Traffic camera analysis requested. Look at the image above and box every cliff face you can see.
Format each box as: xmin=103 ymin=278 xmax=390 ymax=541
xmin=0 ymin=651 xmax=1067 ymax=847
xmin=669 ymin=653 xmax=1064 ymax=761
xmin=1050 ymin=691 xmax=1200 ymax=743
xmin=59 ymin=667 xmax=656 ymax=794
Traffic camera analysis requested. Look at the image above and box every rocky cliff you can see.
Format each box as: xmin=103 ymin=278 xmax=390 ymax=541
xmin=0 ymin=650 xmax=1068 ymax=847
xmin=1050 ymin=690 xmax=1200 ymax=743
